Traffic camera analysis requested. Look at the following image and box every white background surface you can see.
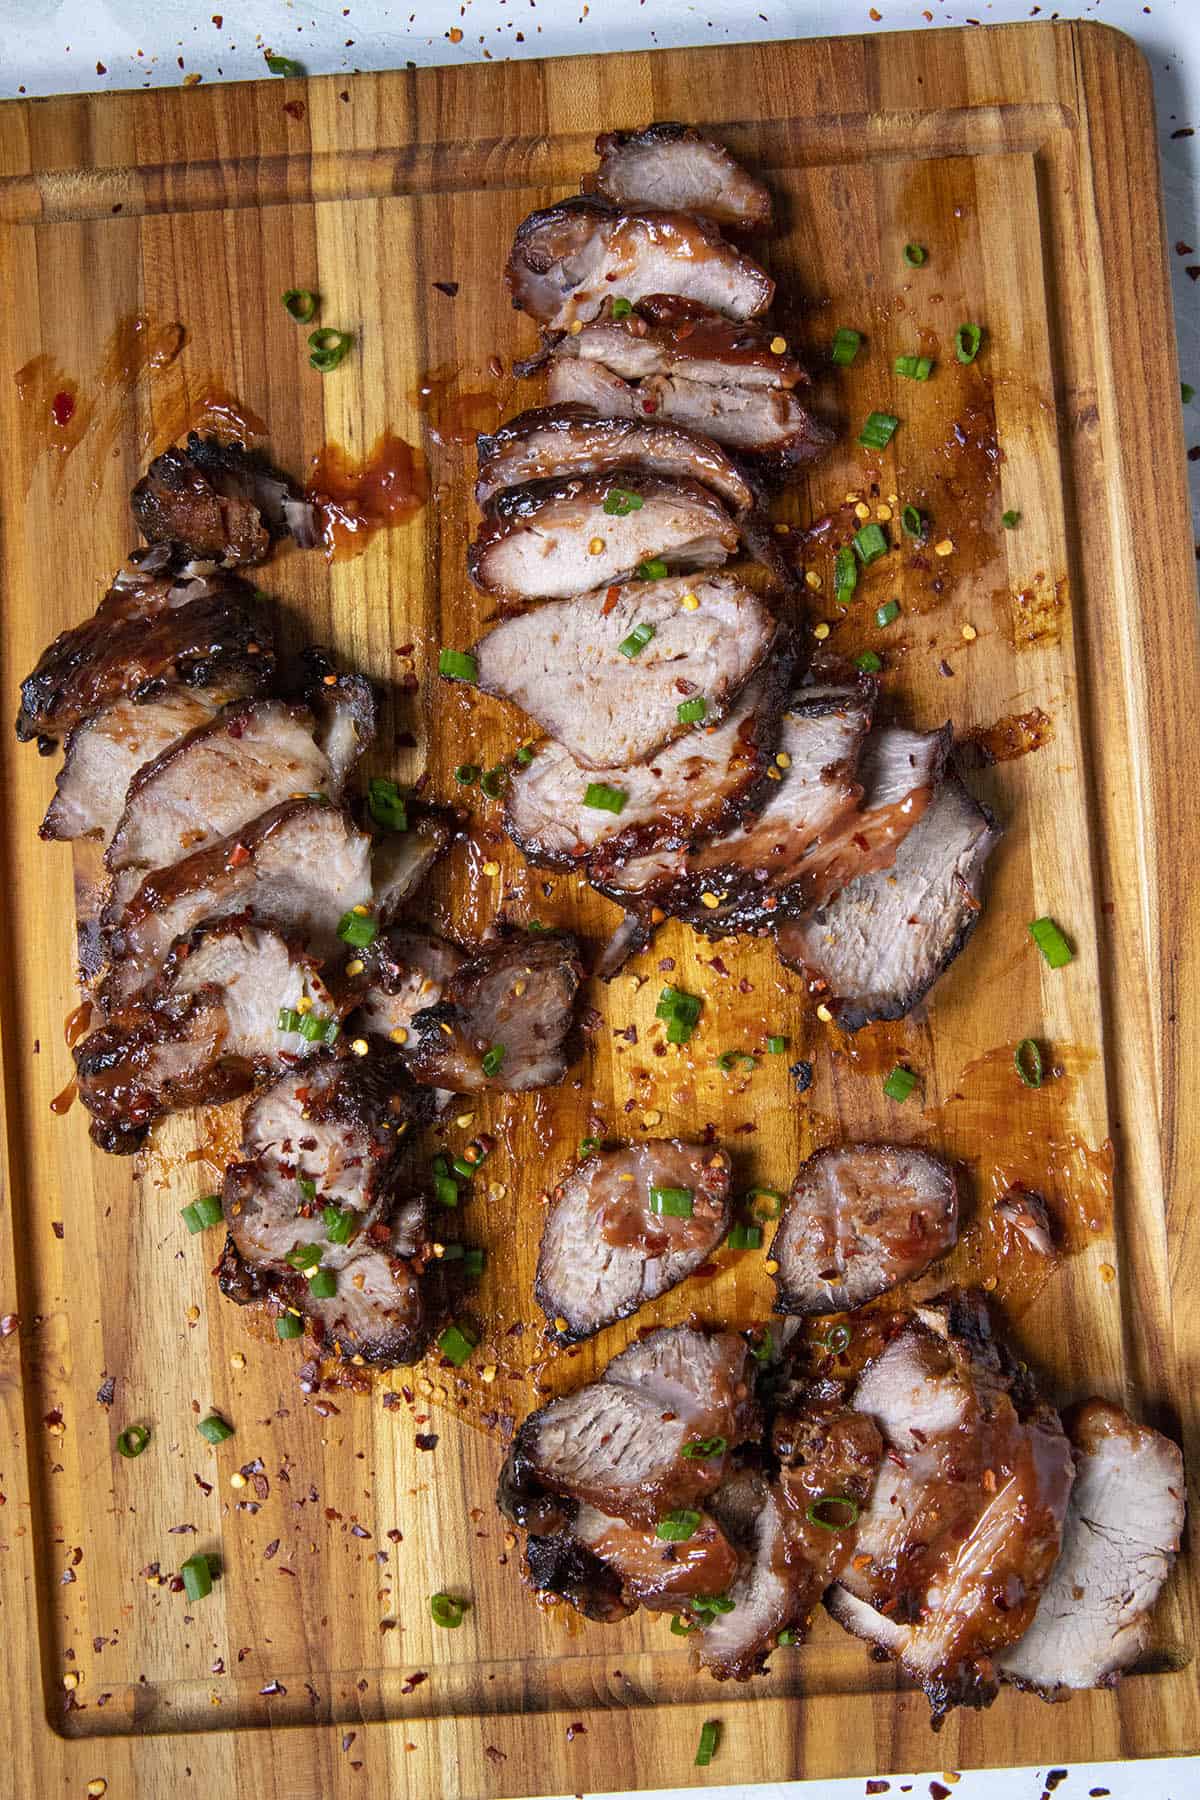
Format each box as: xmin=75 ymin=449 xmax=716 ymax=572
xmin=1 ymin=2 xmax=1196 ymax=1797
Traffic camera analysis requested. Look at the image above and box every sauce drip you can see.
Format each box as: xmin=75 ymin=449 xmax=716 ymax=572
xmin=415 ymin=367 xmax=504 ymax=446
xmin=962 ymin=707 xmax=1055 ymax=765
xmin=306 ymin=433 xmax=429 ymax=560
xmin=64 ymin=1002 xmax=93 ymax=1049
xmin=50 ymin=1077 xmax=78 ymax=1116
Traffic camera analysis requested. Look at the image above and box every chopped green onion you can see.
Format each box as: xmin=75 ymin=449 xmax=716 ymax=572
xmin=649 ymin=1186 xmax=694 ymax=1218
xmin=806 ymin=1494 xmax=860 ymax=1531
xmin=181 ymin=1552 xmax=215 ymax=1602
xmin=286 ymin=1242 xmax=322 ymax=1272
xmin=955 ymin=322 xmax=983 ymax=364
xmin=434 ymin=1173 xmax=461 ymax=1209
xmin=611 ymin=297 xmax=633 ymax=319
xmin=858 ymin=411 xmax=899 ymax=450
xmin=117 ymin=1424 xmax=150 ymax=1459
xmin=513 ymin=744 xmax=534 ymax=767
xmin=751 ymin=1327 xmax=774 ymax=1364
xmin=894 ymin=353 xmax=934 ymax=382
xmin=766 ymin=1035 xmax=787 ymax=1054
xmin=438 ymin=648 xmax=477 ymax=683
xmin=430 ymin=1591 xmax=469 ymax=1629
xmin=695 ymin=1721 xmax=721 ymax=1766
xmin=777 ymin=1628 xmax=798 ymax=1645
xmin=1183 ymin=383 xmax=1196 ymax=404
xmin=603 ymin=486 xmax=644 ymax=516
xmin=677 ymin=696 xmax=707 ymax=726
xmin=618 ymin=621 xmax=656 ymax=659
xmin=308 ymin=327 xmax=352 ymax=373
xmin=876 ymin=599 xmax=900 ymax=627
xmin=727 ymin=1224 xmax=763 ymax=1250
xmin=853 ymin=522 xmax=889 ymax=565
xmin=1002 ymin=509 xmax=1021 ymax=529
xmin=834 ymin=545 xmax=858 ymax=605
xmin=670 ymin=1613 xmax=697 ymax=1636
xmin=297 ymin=1176 xmax=317 ymax=1202
xmin=481 ymin=1044 xmax=506 ymax=1078
xmin=1029 ymin=916 xmax=1073 ymax=968
xmin=367 ymin=777 xmax=407 ymax=831
xmin=282 ymin=288 xmax=317 ymax=322
xmin=821 ymin=1322 xmax=852 ymax=1355
xmin=901 ymin=503 xmax=927 ymax=539
xmin=747 ymin=1188 xmax=784 ymax=1222
xmin=265 ymin=53 xmax=305 ymax=76
xmin=883 ymin=1065 xmax=918 ymax=1102
xmin=692 ymin=1593 xmax=735 ymax=1615
xmin=323 ymin=1204 xmax=354 ymax=1244
xmin=637 ymin=557 xmax=668 ymax=580
xmin=180 ymin=1194 xmax=223 ymax=1234
xmin=309 ymin=1269 xmax=336 ymax=1299
xmin=1014 ymin=1038 xmax=1044 ymax=1088
xmin=903 ymin=242 xmax=927 ymax=267
xmin=437 ymin=1322 xmax=477 ymax=1367
xmin=278 ymin=1007 xmax=301 ymax=1034
xmin=583 ymin=781 xmax=627 ymax=814
xmin=462 ymin=1248 xmax=485 ymax=1277
xmin=716 ymin=1050 xmax=756 ymax=1074
xmin=297 ymin=1011 xmax=340 ymax=1045
xmin=454 ymin=762 xmax=481 ymax=786
xmin=655 ymin=1509 xmax=701 ymax=1542
xmin=681 ymin=1436 xmax=727 ymax=1460
xmin=831 ymin=327 xmax=863 ymax=366
xmin=854 ymin=651 xmax=883 ymax=674
xmin=578 ymin=1137 xmax=601 ymax=1157
xmin=451 ymin=1157 xmax=477 ymax=1182
xmin=657 ymin=984 xmax=702 ymax=1045
xmin=337 ymin=907 xmax=377 ymax=948
xmin=275 ymin=1312 xmax=303 ymax=1339
xmin=197 ymin=1413 xmax=233 ymax=1445
xmin=479 ymin=765 xmax=507 ymax=798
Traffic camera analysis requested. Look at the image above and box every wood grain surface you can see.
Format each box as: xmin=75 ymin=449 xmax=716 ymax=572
xmin=0 ymin=21 xmax=1197 ymax=1798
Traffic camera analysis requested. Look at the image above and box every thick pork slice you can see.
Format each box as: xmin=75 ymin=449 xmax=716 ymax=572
xmin=403 ymin=931 xmax=582 ymax=1092
xmin=472 ymin=574 xmax=777 ymax=769
xmin=131 ymin=434 xmax=315 ymax=566
xmin=776 ymin=774 xmax=1001 ymax=1030
xmin=826 ymin=1292 xmax=1075 ymax=1723
xmin=535 ymin=1141 xmax=733 ymax=1342
xmin=474 ymin=405 xmax=754 ymax=514
xmin=998 ymin=1400 xmax=1185 ymax=1696
xmin=590 ymin=123 xmax=774 ymax=232
xmin=540 ymin=302 xmax=807 ymax=389
xmin=468 ymin=470 xmax=739 ymax=601
xmin=506 ymin=200 xmax=774 ymax=330
xmin=770 ymin=1143 xmax=960 ymax=1317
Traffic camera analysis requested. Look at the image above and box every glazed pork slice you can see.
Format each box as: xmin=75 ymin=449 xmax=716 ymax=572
xmin=131 ymin=433 xmax=318 ymax=566
xmin=589 ymin=123 xmax=774 ymax=232
xmin=502 ymin=1326 xmax=759 ymax=1528
xmin=540 ymin=302 xmax=807 ymax=389
xmin=998 ymin=1400 xmax=1185 ymax=1696
xmin=468 ymin=470 xmax=739 ymax=601
xmin=535 ymin=1141 xmax=733 ymax=1342
xmin=770 ymin=1144 xmax=960 ymax=1317
xmin=775 ymin=774 xmax=1001 ymax=1030
xmin=472 ymin=574 xmax=777 ymax=769
xmin=38 ymin=677 xmax=265 ymax=847
xmin=505 ymin=649 xmax=793 ymax=870
xmin=15 ymin=553 xmax=275 ymax=745
xmin=368 ymin=815 xmax=452 ymax=920
xmin=403 ymin=931 xmax=582 ymax=1092
xmin=74 ymin=921 xmax=341 ymax=1154
xmin=351 ymin=928 xmax=466 ymax=1045
xmin=474 ymin=404 xmax=754 ymax=514
xmin=506 ymin=199 xmax=774 ymax=331
xmin=826 ymin=1292 xmax=1075 ymax=1722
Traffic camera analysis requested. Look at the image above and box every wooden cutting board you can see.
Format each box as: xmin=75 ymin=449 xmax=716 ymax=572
xmin=1 ymin=20 xmax=1197 ymax=1798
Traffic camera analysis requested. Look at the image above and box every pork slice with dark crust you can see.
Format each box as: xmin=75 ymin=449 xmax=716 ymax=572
xmin=474 ymin=404 xmax=754 ymax=514
xmin=524 ymin=1528 xmax=637 ymax=1622
xmin=74 ymin=921 xmax=342 ymax=1154
xmin=770 ymin=1143 xmax=960 ymax=1317
xmin=468 ymin=470 xmax=739 ymax=601
xmin=15 ymin=555 xmax=275 ymax=745
xmin=775 ymin=773 xmax=1001 ymax=1030
xmin=131 ymin=434 xmax=293 ymax=566
xmin=997 ymin=1400 xmax=1185 ymax=1697
xmin=505 ymin=644 xmax=795 ymax=870
xmin=574 ymin=1503 xmax=740 ymax=1611
xmin=403 ymin=931 xmax=582 ymax=1092
xmin=535 ymin=1141 xmax=733 ymax=1343
xmin=544 ymin=303 xmax=807 ymax=388
xmin=590 ymin=123 xmax=774 ymax=232
xmin=472 ymin=573 xmax=777 ymax=769
xmin=350 ymin=928 xmax=466 ymax=1045
xmin=506 ymin=200 xmax=774 ymax=331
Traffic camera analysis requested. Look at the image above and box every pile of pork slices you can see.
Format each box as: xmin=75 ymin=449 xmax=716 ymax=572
xmin=454 ymin=122 xmax=1000 ymax=1025
xmin=499 ymin=1302 xmax=1185 ymax=1718
xmin=18 ymin=438 xmax=588 ymax=1366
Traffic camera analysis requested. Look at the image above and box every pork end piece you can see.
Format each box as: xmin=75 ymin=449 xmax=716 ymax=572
xmin=590 ymin=123 xmax=774 ymax=232
xmin=403 ymin=931 xmax=582 ymax=1092
xmin=130 ymin=434 xmax=295 ymax=567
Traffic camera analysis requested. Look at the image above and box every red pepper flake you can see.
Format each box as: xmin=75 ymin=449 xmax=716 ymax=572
xmin=227 ymin=841 xmax=251 ymax=869
xmin=263 ymin=1538 xmax=280 ymax=1560
xmin=484 ymin=1746 xmax=507 ymax=1765
xmin=414 ymin=1433 xmax=439 ymax=1451
xmin=400 ymin=1670 xmax=428 ymax=1694
xmin=929 ymin=1785 xmax=950 ymax=1800
xmin=211 ymin=14 xmax=223 ymax=25
xmin=1044 ymin=1778 xmax=1068 ymax=1796
xmin=867 ymin=1785 xmax=891 ymax=1796
xmin=96 ymin=1375 xmax=115 ymax=1407
xmin=350 ymin=1523 xmax=371 ymax=1538
xmin=1177 ymin=241 xmax=1195 ymax=254
xmin=260 ymin=1679 xmax=286 ymax=1696
xmin=0 ymin=1314 xmax=18 ymax=1337
xmin=167 ymin=1522 xmax=197 ymax=1534
xmin=565 ymin=1721 xmax=587 ymax=1741
xmin=433 ymin=280 xmax=460 ymax=297
xmin=1172 ymin=127 xmax=1195 ymax=139
xmin=194 ymin=1473 xmax=213 ymax=1496
xmin=387 ymin=1528 xmax=403 ymax=1543
xmin=342 ymin=1732 xmax=357 ymax=1752
xmin=283 ymin=100 xmax=306 ymax=120
xmin=1188 ymin=267 xmax=1200 ymax=282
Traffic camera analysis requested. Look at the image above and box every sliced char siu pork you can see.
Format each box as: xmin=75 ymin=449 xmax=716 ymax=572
xmin=473 ymin=405 xmax=754 ymax=515
xmin=468 ymin=470 xmax=740 ymax=602
xmin=571 ymin=1503 xmax=740 ymax=1613
xmin=997 ymin=1400 xmax=1185 ymax=1696
xmin=75 ymin=921 xmax=343 ymax=1154
xmin=368 ymin=813 xmax=453 ymax=919
xmin=775 ymin=773 xmax=1001 ymax=1030
xmin=349 ymin=928 xmax=466 ymax=1045
xmin=471 ymin=574 xmax=777 ymax=769
xmin=402 ymin=931 xmax=583 ymax=1092
xmin=770 ymin=1144 xmax=960 ymax=1317
xmin=504 ymin=644 xmax=795 ymax=870
xmin=826 ymin=1291 xmax=1075 ymax=1723
xmin=15 ymin=551 xmax=275 ymax=745
xmin=588 ymin=123 xmax=775 ymax=233
xmin=535 ymin=1141 xmax=733 ymax=1342
xmin=506 ymin=200 xmax=774 ymax=332
xmin=131 ymin=433 xmax=318 ymax=566
xmin=536 ymin=300 xmax=807 ymax=389
xmin=499 ymin=1325 xmax=759 ymax=1529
